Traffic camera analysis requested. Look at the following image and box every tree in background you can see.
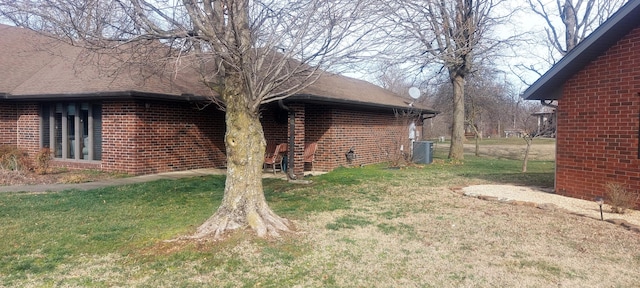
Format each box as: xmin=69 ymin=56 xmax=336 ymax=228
xmin=464 ymin=67 xmax=514 ymax=155
xmin=516 ymin=0 xmax=628 ymax=81
xmin=0 ymin=0 xmax=379 ymax=239
xmin=519 ymin=102 xmax=553 ymax=172
xmin=378 ymin=0 xmax=517 ymax=160
xmin=415 ymin=65 xmax=522 ymax=142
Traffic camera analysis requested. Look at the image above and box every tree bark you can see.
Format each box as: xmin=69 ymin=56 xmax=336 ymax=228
xmin=449 ymin=74 xmax=465 ymax=160
xmin=190 ymin=73 xmax=292 ymax=240
xmin=562 ymin=0 xmax=578 ymax=52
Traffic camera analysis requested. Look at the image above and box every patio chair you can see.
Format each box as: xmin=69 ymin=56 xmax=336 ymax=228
xmin=264 ymin=143 xmax=287 ymax=174
xmin=303 ymin=142 xmax=318 ymax=163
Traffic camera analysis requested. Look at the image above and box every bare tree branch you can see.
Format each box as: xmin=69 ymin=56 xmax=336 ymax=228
xmin=375 ymin=0 xmax=517 ymax=160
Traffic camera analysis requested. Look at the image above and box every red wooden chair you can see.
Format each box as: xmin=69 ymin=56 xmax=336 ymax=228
xmin=303 ymin=142 xmax=318 ymax=164
xmin=264 ymin=143 xmax=287 ymax=173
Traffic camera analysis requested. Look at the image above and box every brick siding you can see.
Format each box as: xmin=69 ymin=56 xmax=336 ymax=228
xmin=9 ymin=99 xmax=225 ymax=175
xmin=306 ymin=104 xmax=416 ymax=171
xmin=101 ymin=100 xmax=226 ymax=175
xmin=16 ymin=103 xmax=40 ymax=155
xmin=556 ymin=26 xmax=640 ymax=208
xmin=262 ymin=103 xmax=289 ymax=145
xmin=0 ymin=102 xmax=17 ymax=145
xmin=7 ymin=98 xmax=422 ymax=177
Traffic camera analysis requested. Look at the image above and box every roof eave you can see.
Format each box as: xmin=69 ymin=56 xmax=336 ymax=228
xmin=1 ymin=90 xmax=441 ymax=116
xmin=287 ymin=94 xmax=439 ymax=116
xmin=0 ymin=91 xmax=211 ymax=102
xmin=523 ymin=0 xmax=640 ymax=101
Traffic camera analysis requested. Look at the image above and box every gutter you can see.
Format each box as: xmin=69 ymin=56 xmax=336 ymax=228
xmin=287 ymin=94 xmax=439 ymax=116
xmin=0 ymin=91 xmax=210 ymax=102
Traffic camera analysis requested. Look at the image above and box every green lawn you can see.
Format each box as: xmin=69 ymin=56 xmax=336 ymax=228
xmin=2 ymin=146 xmax=639 ymax=287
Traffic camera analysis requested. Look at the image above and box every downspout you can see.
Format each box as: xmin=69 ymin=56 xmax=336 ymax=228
xmin=278 ymin=99 xmax=297 ymax=180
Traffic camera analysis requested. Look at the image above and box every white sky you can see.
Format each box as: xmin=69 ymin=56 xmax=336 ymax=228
xmin=347 ymin=0 xmax=619 ymax=96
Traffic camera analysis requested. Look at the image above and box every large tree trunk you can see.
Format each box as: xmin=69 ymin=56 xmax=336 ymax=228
xmin=449 ymin=74 xmax=465 ymax=160
xmin=190 ymin=74 xmax=292 ymax=240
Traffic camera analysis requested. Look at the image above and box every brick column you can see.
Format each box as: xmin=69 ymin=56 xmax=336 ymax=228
xmin=288 ymin=103 xmax=305 ymax=177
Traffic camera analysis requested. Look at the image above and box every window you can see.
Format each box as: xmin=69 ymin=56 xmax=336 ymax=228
xmin=41 ymin=102 xmax=102 ymax=160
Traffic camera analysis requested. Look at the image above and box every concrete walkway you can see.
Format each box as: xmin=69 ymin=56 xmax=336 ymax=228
xmin=0 ymin=168 xmax=290 ymax=193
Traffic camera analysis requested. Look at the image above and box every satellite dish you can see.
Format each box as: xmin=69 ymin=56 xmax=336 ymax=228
xmin=408 ymin=87 xmax=420 ymax=99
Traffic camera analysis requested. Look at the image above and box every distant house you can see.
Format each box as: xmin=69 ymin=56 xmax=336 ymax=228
xmin=532 ymin=107 xmax=556 ymax=138
xmin=523 ymin=1 xmax=640 ymax=208
xmin=0 ymin=24 xmax=438 ymax=176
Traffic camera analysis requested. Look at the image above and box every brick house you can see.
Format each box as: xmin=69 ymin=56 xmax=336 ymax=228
xmin=0 ymin=24 xmax=437 ymax=176
xmin=523 ymin=1 xmax=640 ymax=208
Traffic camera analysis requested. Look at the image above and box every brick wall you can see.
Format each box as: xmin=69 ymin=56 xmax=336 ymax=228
xmin=101 ymin=100 xmax=226 ymax=175
xmin=16 ymin=103 xmax=40 ymax=155
xmin=262 ymin=103 xmax=289 ymax=145
xmin=0 ymin=102 xmax=17 ymax=145
xmin=306 ymin=104 xmax=415 ymax=171
xmin=7 ymin=98 xmax=423 ymax=176
xmin=556 ymin=26 xmax=640 ymax=208
xmin=12 ymin=102 xmax=103 ymax=170
xmin=7 ymin=99 xmax=225 ymax=175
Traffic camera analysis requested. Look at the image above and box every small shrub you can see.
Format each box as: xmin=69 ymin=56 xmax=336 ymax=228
xmin=0 ymin=145 xmax=32 ymax=172
xmin=605 ymin=182 xmax=638 ymax=214
xmin=34 ymin=148 xmax=53 ymax=175
xmin=0 ymin=170 xmax=31 ymax=185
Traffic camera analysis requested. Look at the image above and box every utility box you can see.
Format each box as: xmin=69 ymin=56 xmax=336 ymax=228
xmin=412 ymin=141 xmax=433 ymax=164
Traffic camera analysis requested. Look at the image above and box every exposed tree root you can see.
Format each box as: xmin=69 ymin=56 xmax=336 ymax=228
xmin=170 ymin=205 xmax=293 ymax=242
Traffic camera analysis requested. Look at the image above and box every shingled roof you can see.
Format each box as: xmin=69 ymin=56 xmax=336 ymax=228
xmin=0 ymin=24 xmax=213 ymax=101
xmin=0 ymin=24 xmax=436 ymax=114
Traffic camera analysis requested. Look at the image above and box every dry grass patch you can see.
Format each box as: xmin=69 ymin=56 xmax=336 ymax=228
xmin=3 ymin=143 xmax=640 ymax=287
xmin=296 ymin=184 xmax=640 ymax=287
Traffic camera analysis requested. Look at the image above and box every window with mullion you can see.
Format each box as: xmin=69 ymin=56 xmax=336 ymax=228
xmin=40 ymin=102 xmax=102 ymax=161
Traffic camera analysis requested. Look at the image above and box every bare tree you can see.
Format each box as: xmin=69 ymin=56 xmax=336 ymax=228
xmin=516 ymin=0 xmax=628 ymax=79
xmin=375 ymin=63 xmax=414 ymax=96
xmin=0 ymin=0 xmax=378 ymax=239
xmin=379 ymin=0 xmax=516 ymax=160
xmin=464 ymin=66 xmax=513 ymax=155
xmin=529 ymin=0 xmax=628 ymax=56
xmin=519 ymin=101 xmax=553 ymax=172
